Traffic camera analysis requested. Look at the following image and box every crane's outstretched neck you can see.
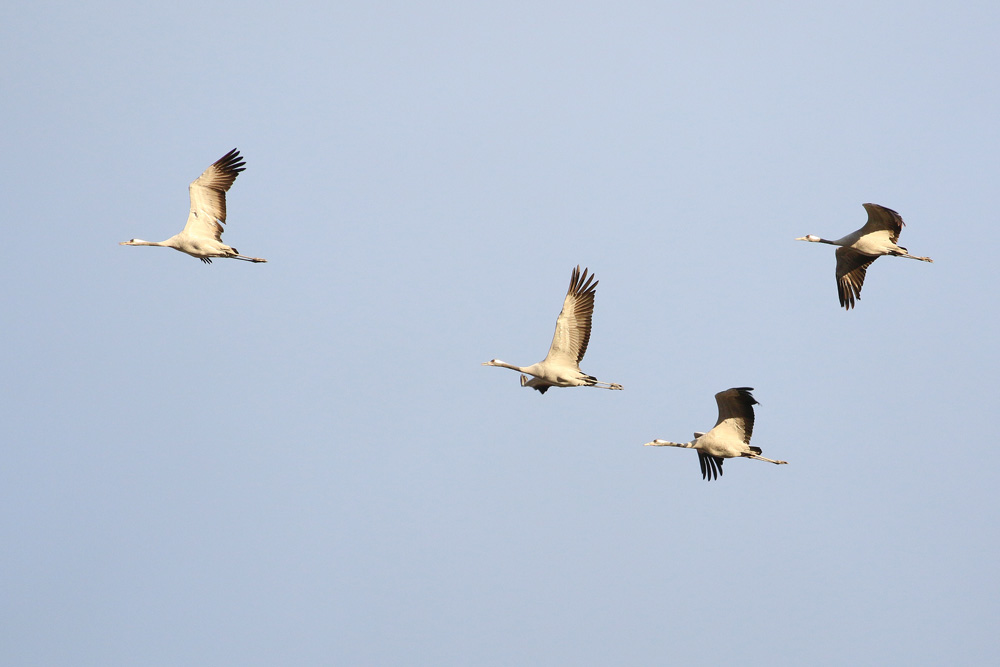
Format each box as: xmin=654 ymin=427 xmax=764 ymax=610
xmin=795 ymin=235 xmax=838 ymax=245
xmin=482 ymin=359 xmax=528 ymax=373
xmin=120 ymin=239 xmax=168 ymax=247
xmin=643 ymin=439 xmax=696 ymax=448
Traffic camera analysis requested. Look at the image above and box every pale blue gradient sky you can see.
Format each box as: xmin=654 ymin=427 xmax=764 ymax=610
xmin=2 ymin=1 xmax=998 ymax=665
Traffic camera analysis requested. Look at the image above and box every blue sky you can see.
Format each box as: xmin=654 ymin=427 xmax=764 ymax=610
xmin=2 ymin=1 xmax=998 ymax=664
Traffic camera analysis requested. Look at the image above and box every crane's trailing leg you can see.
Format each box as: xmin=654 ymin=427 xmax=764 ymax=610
xmin=745 ymin=453 xmax=788 ymax=465
xmin=592 ymin=381 xmax=624 ymax=390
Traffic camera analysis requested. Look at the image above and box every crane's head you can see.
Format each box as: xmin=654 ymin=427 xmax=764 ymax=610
xmin=482 ymin=359 xmax=502 ymax=367
xmin=120 ymin=239 xmax=147 ymax=246
xmin=795 ymin=235 xmax=821 ymax=242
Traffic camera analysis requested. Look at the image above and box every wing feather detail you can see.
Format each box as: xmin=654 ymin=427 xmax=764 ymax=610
xmin=183 ymin=148 xmax=246 ymax=241
xmin=860 ymin=203 xmax=904 ymax=243
xmin=698 ymin=451 xmax=723 ymax=481
xmin=713 ymin=387 xmax=757 ymax=445
xmin=835 ymin=247 xmax=877 ymax=310
xmin=544 ymin=265 xmax=598 ymax=366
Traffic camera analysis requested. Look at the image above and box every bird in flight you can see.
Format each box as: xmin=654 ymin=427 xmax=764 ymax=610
xmin=120 ymin=148 xmax=267 ymax=264
xmin=483 ymin=265 xmax=623 ymax=394
xmin=796 ymin=203 xmax=931 ymax=309
xmin=644 ymin=387 xmax=786 ymax=481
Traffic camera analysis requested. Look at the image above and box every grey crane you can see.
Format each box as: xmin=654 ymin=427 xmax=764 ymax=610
xmin=796 ymin=203 xmax=931 ymax=309
xmin=644 ymin=387 xmax=786 ymax=481
xmin=483 ymin=266 xmax=623 ymax=393
xmin=120 ymin=149 xmax=267 ymax=264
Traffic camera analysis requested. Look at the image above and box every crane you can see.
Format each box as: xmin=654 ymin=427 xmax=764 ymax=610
xmin=120 ymin=148 xmax=267 ymax=264
xmin=796 ymin=203 xmax=931 ymax=309
xmin=644 ymin=387 xmax=786 ymax=481
xmin=483 ymin=266 xmax=623 ymax=393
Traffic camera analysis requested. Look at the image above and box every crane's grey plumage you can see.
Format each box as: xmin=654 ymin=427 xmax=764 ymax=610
xmin=483 ymin=266 xmax=623 ymax=393
xmin=797 ymin=203 xmax=931 ymax=309
xmin=120 ymin=148 xmax=267 ymax=264
xmin=644 ymin=387 xmax=786 ymax=481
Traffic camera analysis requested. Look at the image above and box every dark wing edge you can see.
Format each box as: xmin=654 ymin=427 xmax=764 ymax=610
xmin=862 ymin=203 xmax=904 ymax=243
xmin=566 ymin=265 xmax=598 ymax=363
xmin=698 ymin=451 xmax=723 ymax=481
xmin=520 ymin=374 xmax=552 ymax=394
xmin=714 ymin=387 xmax=758 ymax=443
xmin=836 ymin=247 xmax=877 ymax=310
xmin=191 ymin=148 xmax=246 ymax=227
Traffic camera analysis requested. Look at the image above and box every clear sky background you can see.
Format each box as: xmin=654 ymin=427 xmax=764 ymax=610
xmin=2 ymin=1 xmax=998 ymax=665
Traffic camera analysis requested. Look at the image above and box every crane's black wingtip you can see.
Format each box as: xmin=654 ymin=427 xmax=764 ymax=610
xmin=698 ymin=452 xmax=723 ymax=481
xmin=216 ymin=148 xmax=247 ymax=174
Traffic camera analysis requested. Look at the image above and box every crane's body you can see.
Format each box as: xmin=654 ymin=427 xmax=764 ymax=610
xmin=120 ymin=148 xmax=266 ymax=264
xmin=797 ymin=203 xmax=931 ymax=309
xmin=644 ymin=387 xmax=786 ymax=481
xmin=483 ymin=266 xmax=623 ymax=393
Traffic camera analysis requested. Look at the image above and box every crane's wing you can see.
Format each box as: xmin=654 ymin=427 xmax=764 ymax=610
xmin=520 ymin=374 xmax=553 ymax=394
xmin=860 ymin=203 xmax=904 ymax=243
xmin=182 ymin=148 xmax=246 ymax=241
xmin=543 ymin=265 xmax=597 ymax=366
xmin=835 ymin=247 xmax=877 ymax=310
xmin=698 ymin=451 xmax=723 ymax=481
xmin=713 ymin=387 xmax=757 ymax=445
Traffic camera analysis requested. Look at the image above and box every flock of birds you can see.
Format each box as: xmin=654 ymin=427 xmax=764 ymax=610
xmin=121 ymin=149 xmax=934 ymax=481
